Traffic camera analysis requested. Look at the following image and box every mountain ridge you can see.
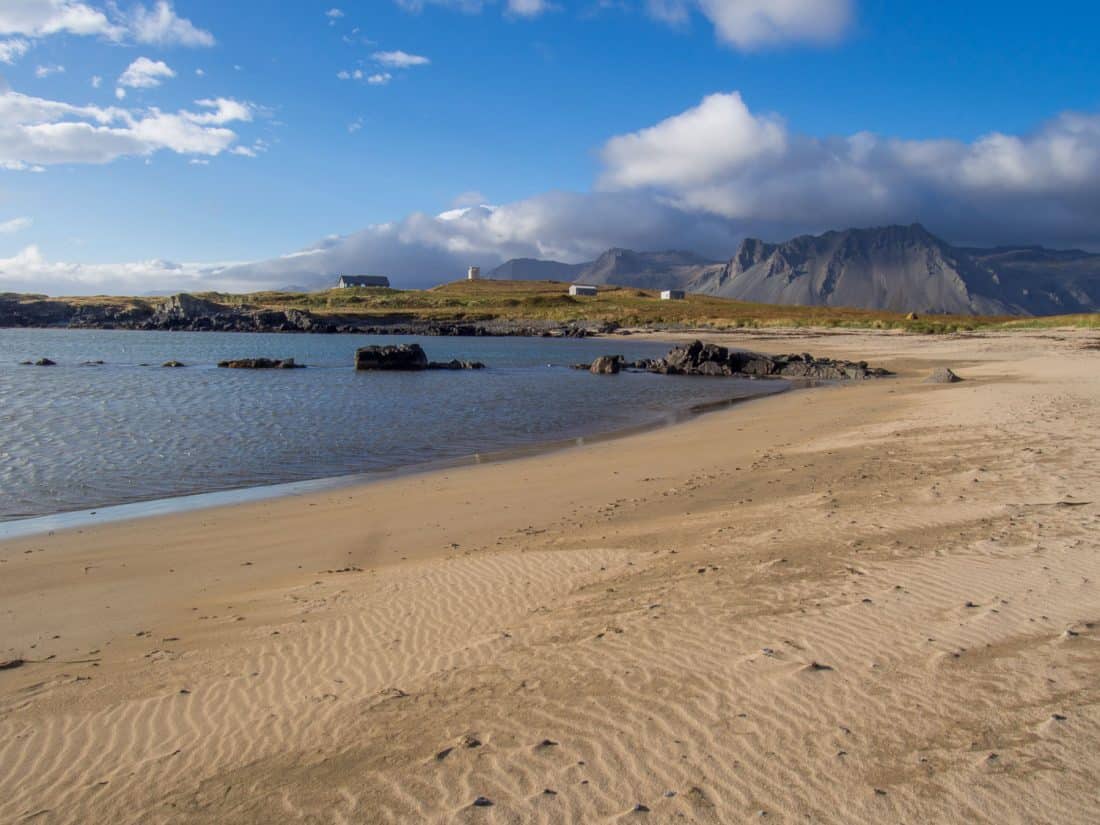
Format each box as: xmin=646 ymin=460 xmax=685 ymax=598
xmin=490 ymin=224 xmax=1100 ymax=316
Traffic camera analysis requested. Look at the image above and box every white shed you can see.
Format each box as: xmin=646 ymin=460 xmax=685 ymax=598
xmin=467 ymin=266 xmax=481 ymax=281
xmin=661 ymin=289 xmax=686 ymax=300
xmin=569 ymin=284 xmax=598 ymax=297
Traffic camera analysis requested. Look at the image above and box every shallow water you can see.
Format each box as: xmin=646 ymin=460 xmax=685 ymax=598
xmin=0 ymin=329 xmax=782 ymax=521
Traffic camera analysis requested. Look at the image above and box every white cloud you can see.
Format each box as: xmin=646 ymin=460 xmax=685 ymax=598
xmin=395 ymin=0 xmax=553 ymax=16
xmin=325 ymin=7 xmax=344 ymax=21
xmin=597 ymin=92 xmax=1100 ymax=238
xmin=90 ymin=74 xmax=101 ymax=87
xmin=600 ymin=92 xmax=785 ymax=189
xmin=117 ymin=56 xmax=175 ymax=89
xmin=128 ymin=1 xmax=214 ymax=46
xmin=0 ymin=86 xmax=257 ymax=167
xmin=367 ymin=72 xmax=391 ymax=85
xmin=372 ymin=50 xmax=430 ymax=68
xmin=336 ymin=68 xmax=363 ymax=80
xmin=114 ymin=86 xmax=126 ymax=99
xmin=0 ymin=37 xmax=30 ymax=64
xmin=185 ymin=97 xmax=253 ymax=125
xmin=0 ymin=1 xmax=211 ymax=47
xmin=0 ymin=1 xmax=118 ymax=38
xmin=505 ymin=0 xmax=553 ymax=16
xmin=34 ymin=63 xmax=64 ymax=77
xmin=8 ymin=91 xmax=1100 ymax=296
xmin=646 ymin=0 xmax=852 ymax=49
xmin=347 ymin=116 xmax=363 ymax=133
xmin=0 ymin=216 xmax=32 ymax=233
xmin=194 ymin=67 xmax=204 ymax=76
xmin=0 ymin=244 xmax=255 ymax=294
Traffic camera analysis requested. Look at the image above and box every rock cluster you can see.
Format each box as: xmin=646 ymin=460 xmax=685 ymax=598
xmin=217 ymin=358 xmax=304 ymax=369
xmin=355 ymin=344 xmax=485 ymax=371
xmin=575 ymin=340 xmax=890 ymax=380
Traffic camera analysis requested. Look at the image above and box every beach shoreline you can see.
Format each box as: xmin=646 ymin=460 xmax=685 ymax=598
xmin=2 ymin=327 xmax=1098 ymax=824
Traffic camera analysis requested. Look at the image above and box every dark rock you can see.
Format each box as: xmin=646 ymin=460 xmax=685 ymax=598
xmin=924 ymin=367 xmax=962 ymax=384
xmin=217 ymin=358 xmax=304 ymax=369
xmin=590 ymin=355 xmax=623 ymax=375
xmin=645 ymin=340 xmax=889 ymax=381
xmin=427 ymin=359 xmax=486 ymax=370
xmin=472 ymin=797 xmax=493 ymax=807
xmin=162 ymin=360 xmax=186 ymax=368
xmin=355 ymin=343 xmax=428 ymax=371
xmin=34 ymin=358 xmax=56 ymax=366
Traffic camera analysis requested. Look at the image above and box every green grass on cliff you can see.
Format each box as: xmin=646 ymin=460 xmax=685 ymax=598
xmin=22 ymin=279 xmax=1100 ymax=333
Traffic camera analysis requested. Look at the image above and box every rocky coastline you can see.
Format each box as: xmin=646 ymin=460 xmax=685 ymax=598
xmin=0 ymin=293 xmax=605 ymax=338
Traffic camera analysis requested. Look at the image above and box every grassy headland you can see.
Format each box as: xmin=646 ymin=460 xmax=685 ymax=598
xmin=7 ymin=279 xmax=1099 ymax=333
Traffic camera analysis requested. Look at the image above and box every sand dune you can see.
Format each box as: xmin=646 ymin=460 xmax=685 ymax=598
xmin=2 ymin=329 xmax=1099 ymax=824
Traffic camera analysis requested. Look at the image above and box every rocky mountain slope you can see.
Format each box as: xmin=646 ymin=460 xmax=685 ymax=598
xmin=490 ymin=249 xmax=723 ymax=291
xmin=491 ymin=225 xmax=1100 ymax=315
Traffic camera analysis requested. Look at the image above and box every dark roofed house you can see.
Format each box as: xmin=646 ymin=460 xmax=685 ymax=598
xmin=337 ymin=275 xmax=390 ymax=288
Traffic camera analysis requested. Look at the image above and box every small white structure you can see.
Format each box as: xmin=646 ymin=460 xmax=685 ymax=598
xmin=569 ymin=284 xmax=598 ymax=297
xmin=467 ymin=266 xmax=481 ymax=281
xmin=661 ymin=289 xmax=686 ymax=300
xmin=337 ymin=275 xmax=390 ymax=288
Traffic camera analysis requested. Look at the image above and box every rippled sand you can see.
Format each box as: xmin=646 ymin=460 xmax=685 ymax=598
xmin=2 ymin=328 xmax=1099 ymax=824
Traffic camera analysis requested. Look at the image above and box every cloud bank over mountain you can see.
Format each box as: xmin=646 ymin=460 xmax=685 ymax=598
xmin=3 ymin=91 xmax=1100 ymax=294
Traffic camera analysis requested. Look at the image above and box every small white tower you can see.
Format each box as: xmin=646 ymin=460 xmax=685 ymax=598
xmin=467 ymin=266 xmax=481 ymax=281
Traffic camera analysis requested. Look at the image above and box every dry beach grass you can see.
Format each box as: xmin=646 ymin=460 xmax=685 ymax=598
xmin=1 ymin=328 xmax=1099 ymax=823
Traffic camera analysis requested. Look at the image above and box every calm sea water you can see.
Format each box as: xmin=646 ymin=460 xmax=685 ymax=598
xmin=0 ymin=329 xmax=783 ymax=522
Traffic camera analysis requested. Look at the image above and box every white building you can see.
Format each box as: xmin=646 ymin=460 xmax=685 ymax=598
xmin=467 ymin=266 xmax=481 ymax=281
xmin=661 ymin=289 xmax=686 ymax=300
xmin=337 ymin=275 xmax=390 ymax=288
xmin=569 ymin=284 xmax=598 ymax=297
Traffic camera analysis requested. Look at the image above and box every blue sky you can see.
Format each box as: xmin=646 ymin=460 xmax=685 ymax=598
xmin=1 ymin=0 xmax=1098 ymax=293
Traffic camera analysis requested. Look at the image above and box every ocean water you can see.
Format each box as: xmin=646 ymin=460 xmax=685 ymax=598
xmin=0 ymin=329 xmax=784 ymax=522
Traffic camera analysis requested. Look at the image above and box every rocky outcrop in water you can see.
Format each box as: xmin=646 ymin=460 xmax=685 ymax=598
xmin=217 ymin=358 xmax=304 ymax=369
xmin=355 ymin=344 xmax=487 ymax=371
xmin=575 ymin=340 xmax=890 ymax=381
xmin=427 ymin=359 xmax=487 ymax=370
xmin=589 ymin=355 xmax=623 ymax=375
xmin=355 ymin=344 xmax=429 ymax=371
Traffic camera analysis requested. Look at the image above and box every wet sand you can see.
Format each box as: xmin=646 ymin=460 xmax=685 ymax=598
xmin=2 ymin=328 xmax=1099 ymax=824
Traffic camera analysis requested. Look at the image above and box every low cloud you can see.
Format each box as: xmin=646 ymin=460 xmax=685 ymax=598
xmin=597 ymin=91 xmax=1100 ymax=247
xmin=6 ymin=91 xmax=1100 ymax=295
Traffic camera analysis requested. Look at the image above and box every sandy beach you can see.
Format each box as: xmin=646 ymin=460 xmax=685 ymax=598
xmin=2 ymin=328 xmax=1099 ymax=824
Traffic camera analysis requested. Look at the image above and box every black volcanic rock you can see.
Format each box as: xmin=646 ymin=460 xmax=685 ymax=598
xmin=217 ymin=358 xmax=303 ymax=369
xmin=355 ymin=344 xmax=429 ymax=370
xmin=589 ymin=355 xmax=623 ymax=375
